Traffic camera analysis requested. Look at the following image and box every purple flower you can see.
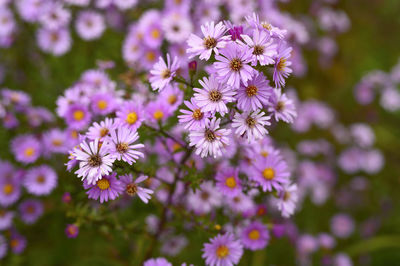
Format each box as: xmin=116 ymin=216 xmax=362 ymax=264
xmin=331 ymin=214 xmax=354 ymax=239
xmin=249 ymin=154 xmax=290 ymax=192
xmin=106 ymin=127 xmax=144 ymax=165
xmin=149 ymin=54 xmax=179 ymax=91
xmin=232 ymin=110 xmax=270 ymax=142
xmin=24 ymin=165 xmax=57 ymax=196
xmin=90 ymin=92 xmax=116 ymax=115
xmin=236 ymin=72 xmax=272 ymax=111
xmin=65 ymin=103 xmax=92 ymax=130
xmin=143 ymin=257 xmax=172 ymax=266
xmin=86 ymin=118 xmax=115 ymax=141
xmin=0 ymin=235 xmax=6 ymax=259
xmin=43 ymin=128 xmax=68 ymax=154
xmin=11 ymin=134 xmax=41 ymax=164
xmin=215 ymin=167 xmax=241 ymax=197
xmin=0 ymin=178 xmax=21 ymax=207
xmin=10 ymin=233 xmax=26 ymax=254
xmin=18 ymin=199 xmax=44 ymax=224
xmin=187 ymin=181 xmax=221 ymax=214
xmin=178 ymin=99 xmax=211 ymax=130
xmin=75 ymin=11 xmax=105 ymax=40
xmin=145 ymin=100 xmax=174 ymax=124
xmin=241 ymin=221 xmax=269 ymax=250
xmin=0 ymin=210 xmax=14 ymax=230
xmin=187 ymin=21 xmax=230 ymax=60
xmin=193 ymin=75 xmax=236 ymax=115
xmin=240 ymin=29 xmax=276 ymax=66
xmin=39 ymin=2 xmax=71 ymax=30
xmin=84 ymin=172 xmax=124 ymax=203
xmin=140 ymin=10 xmax=163 ymax=48
xmin=72 ymin=138 xmax=116 ymax=185
xmin=273 ymin=183 xmax=298 ymax=218
xmin=189 ymin=118 xmax=231 ymax=158
xmin=273 ymin=41 xmax=292 ymax=88
xmin=245 ymin=13 xmax=286 ymax=39
xmin=116 ymin=101 xmax=145 ymax=131
xmin=268 ymin=89 xmax=297 ymax=123
xmin=202 ymin=233 xmax=243 ymax=266
xmin=37 ymin=27 xmax=71 ymax=56
xmin=214 ymin=42 xmax=256 ymax=88
xmin=65 ymin=224 xmax=79 ymax=238
xmin=119 ymin=174 xmax=154 ymax=204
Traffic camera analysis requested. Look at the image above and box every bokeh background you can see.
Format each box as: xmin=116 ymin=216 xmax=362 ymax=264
xmin=1 ymin=0 xmax=400 ymax=265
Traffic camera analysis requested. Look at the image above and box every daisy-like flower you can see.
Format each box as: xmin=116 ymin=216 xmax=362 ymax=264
xmin=107 ymin=127 xmax=144 ymax=165
xmin=65 ymin=224 xmax=79 ymax=238
xmin=18 ymin=199 xmax=44 ymax=224
xmin=39 ymin=2 xmax=71 ymax=30
xmin=245 ymin=13 xmax=286 ymax=39
xmin=178 ymin=99 xmax=211 ymax=130
xmin=268 ymin=89 xmax=297 ymax=123
xmin=215 ymin=167 xmax=241 ymax=197
xmin=43 ymin=128 xmax=68 ymax=154
xmin=115 ymin=101 xmax=145 ymax=131
xmin=10 ymin=233 xmax=26 ymax=254
xmin=84 ymin=173 xmax=124 ymax=203
xmin=143 ymin=257 xmax=172 ymax=266
xmin=214 ymin=42 xmax=256 ymax=88
xmin=24 ymin=165 xmax=57 ymax=196
xmin=119 ymin=174 xmax=154 ymax=203
xmin=189 ymin=118 xmax=231 ymax=158
xmin=232 ymin=110 xmax=271 ymax=142
xmin=75 ymin=11 xmax=105 ymax=40
xmin=65 ymin=103 xmax=92 ymax=130
xmin=11 ymin=134 xmax=41 ymax=164
xmin=241 ymin=221 xmax=269 ymax=250
xmin=37 ymin=27 xmax=71 ymax=56
xmin=274 ymin=183 xmax=298 ymax=218
xmin=273 ymin=41 xmax=292 ymax=88
xmin=0 ymin=178 xmax=21 ymax=207
xmin=187 ymin=181 xmax=221 ymax=214
xmin=193 ymin=75 xmax=236 ymax=115
xmin=86 ymin=118 xmax=115 ymax=141
xmin=249 ymin=154 xmax=290 ymax=192
xmin=237 ymin=72 xmax=272 ymax=111
xmin=240 ymin=29 xmax=277 ymax=66
xmin=0 ymin=210 xmax=14 ymax=231
xmin=72 ymin=138 xmax=116 ymax=185
xmin=90 ymin=92 xmax=115 ymax=115
xmin=149 ymin=54 xmax=179 ymax=92
xmin=187 ymin=21 xmax=230 ymax=60
xmin=202 ymin=233 xmax=243 ymax=266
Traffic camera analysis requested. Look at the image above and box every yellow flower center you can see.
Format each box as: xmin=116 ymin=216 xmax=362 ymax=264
xmin=100 ymin=128 xmax=109 ymax=137
xmin=24 ymin=147 xmax=35 ymax=157
xmin=3 ymin=184 xmax=13 ymax=195
xmin=168 ymin=95 xmax=177 ymax=105
xmin=216 ymin=245 xmax=229 ymax=258
xmin=10 ymin=239 xmax=19 ymax=248
xmin=52 ymin=139 xmax=62 ymax=146
xmin=261 ymin=151 xmax=269 ymax=157
xmin=73 ymin=110 xmax=85 ymax=121
xmin=283 ymin=191 xmax=291 ymax=201
xmin=151 ymin=29 xmax=160 ymax=39
xmin=262 ymin=167 xmax=275 ymax=180
xmin=172 ymin=142 xmax=181 ymax=152
xmin=97 ymin=100 xmax=108 ymax=110
xmin=70 ymin=130 xmax=78 ymax=139
xmin=225 ymin=176 xmax=237 ymax=188
xmin=248 ymin=229 xmax=260 ymax=240
xmin=126 ymin=112 xmax=138 ymax=125
xmin=277 ymin=58 xmax=287 ymax=71
xmin=36 ymin=175 xmax=45 ymax=184
xmin=97 ymin=179 xmax=110 ymax=190
xmin=146 ymin=51 xmax=156 ymax=62
xmin=153 ymin=110 xmax=164 ymax=120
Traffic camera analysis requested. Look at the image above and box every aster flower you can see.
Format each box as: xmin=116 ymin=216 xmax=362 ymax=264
xmin=106 ymin=127 xmax=144 ymax=165
xmin=245 ymin=13 xmax=286 ymax=39
xmin=273 ymin=41 xmax=292 ymax=88
xmin=232 ymin=110 xmax=271 ymax=142
xmin=202 ymin=233 xmax=243 ymax=266
xmin=72 ymin=138 xmax=116 ymax=185
xmin=249 ymin=154 xmax=290 ymax=192
xmin=145 ymin=100 xmax=174 ymax=124
xmin=215 ymin=167 xmax=241 ymax=197
xmin=187 ymin=181 xmax=221 ymax=214
xmin=0 ymin=235 xmax=6 ymax=259
xmin=178 ymin=99 xmax=211 ymax=130
xmin=268 ymin=89 xmax=297 ymax=123
xmin=10 ymin=233 xmax=26 ymax=254
xmin=240 ymin=29 xmax=277 ymax=66
xmin=39 ymin=3 xmax=70 ymax=30
xmin=214 ymin=42 xmax=256 ymax=88
xmin=65 ymin=224 xmax=79 ymax=238
xmin=24 ymin=165 xmax=57 ymax=196
xmin=0 ymin=210 xmax=14 ymax=230
xmin=193 ymin=75 xmax=236 ymax=115
xmin=75 ymin=11 xmax=105 ymax=40
xmin=37 ymin=27 xmax=71 ymax=56
xmin=162 ymin=12 xmax=193 ymax=44
xmin=236 ymin=72 xmax=272 ymax=111
xmin=187 ymin=21 xmax=230 ymax=60
xmin=189 ymin=118 xmax=231 ymax=158
xmin=0 ymin=178 xmax=21 ymax=207
xmin=140 ymin=10 xmax=163 ymax=48
xmin=11 ymin=134 xmax=41 ymax=164
xmin=65 ymin=103 xmax=92 ymax=130
xmin=143 ymin=257 xmax=172 ymax=266
xmin=116 ymin=101 xmax=144 ymax=131
xmin=330 ymin=214 xmax=354 ymax=239
xmin=18 ymin=199 xmax=44 ymax=224
xmin=86 ymin=118 xmax=115 ymax=141
xmin=274 ymin=183 xmax=298 ymax=218
xmin=43 ymin=128 xmax=68 ymax=154
xmin=119 ymin=174 xmax=154 ymax=204
xmin=149 ymin=54 xmax=179 ymax=91
xmin=241 ymin=221 xmax=269 ymax=250
xmin=83 ymin=173 xmax=124 ymax=203
xmin=90 ymin=92 xmax=116 ymax=115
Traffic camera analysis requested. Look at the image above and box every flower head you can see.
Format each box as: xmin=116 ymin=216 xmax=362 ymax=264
xmin=119 ymin=174 xmax=154 ymax=203
xmin=237 ymin=72 xmax=272 ymax=112
xmin=215 ymin=167 xmax=241 ymax=197
xmin=241 ymin=221 xmax=269 ymax=250
xmin=202 ymin=233 xmax=243 ymax=266
xmin=116 ymin=101 xmax=145 ymax=132
xmin=149 ymin=54 xmax=179 ymax=91
xmin=240 ymin=29 xmax=277 ymax=66
xmin=106 ymin=127 xmax=144 ymax=165
xmin=232 ymin=110 xmax=271 ymax=142
xmin=83 ymin=172 xmax=124 ymax=203
xmin=273 ymin=41 xmax=292 ymax=88
xmin=24 ymin=165 xmax=57 ymax=196
xmin=178 ymin=99 xmax=211 ymax=130
xmin=18 ymin=199 xmax=44 ymax=224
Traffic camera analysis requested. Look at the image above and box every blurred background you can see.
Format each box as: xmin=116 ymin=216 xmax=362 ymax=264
xmin=1 ymin=0 xmax=400 ymax=265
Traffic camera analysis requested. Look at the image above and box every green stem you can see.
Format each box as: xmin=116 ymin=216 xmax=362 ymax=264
xmin=345 ymin=235 xmax=400 ymax=256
